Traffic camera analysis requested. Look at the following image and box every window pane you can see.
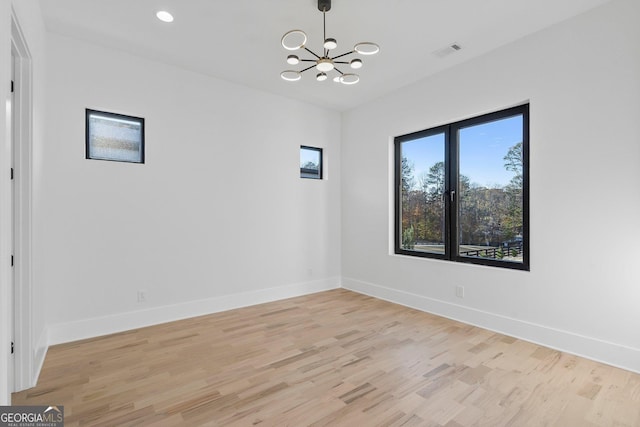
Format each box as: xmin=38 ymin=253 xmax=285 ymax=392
xmin=399 ymin=133 xmax=446 ymax=254
xmin=458 ymin=115 xmax=524 ymax=263
xmin=300 ymin=146 xmax=322 ymax=179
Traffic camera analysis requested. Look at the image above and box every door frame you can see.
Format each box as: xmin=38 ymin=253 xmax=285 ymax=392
xmin=10 ymin=9 xmax=35 ymax=393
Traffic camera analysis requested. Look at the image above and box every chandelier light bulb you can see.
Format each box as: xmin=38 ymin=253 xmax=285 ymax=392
xmin=287 ymin=55 xmax=300 ymax=65
xmin=281 ymin=30 xmax=308 ymax=50
xmin=316 ymin=72 xmax=328 ymax=81
xmin=281 ymin=70 xmax=302 ymax=81
xmin=316 ymin=58 xmax=335 ymax=72
xmin=333 ymin=76 xmax=341 ymax=83
xmin=350 ymin=58 xmax=363 ymax=69
xmin=340 ymin=73 xmax=360 ymax=85
xmin=323 ymin=38 xmax=337 ymax=50
xmin=354 ymin=42 xmax=380 ymax=55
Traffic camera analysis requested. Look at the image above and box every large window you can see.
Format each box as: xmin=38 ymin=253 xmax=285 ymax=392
xmin=394 ymin=104 xmax=529 ymax=270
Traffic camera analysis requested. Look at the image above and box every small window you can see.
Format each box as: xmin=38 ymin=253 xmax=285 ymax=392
xmin=86 ymin=109 xmax=145 ymax=163
xmin=300 ymin=146 xmax=323 ymax=179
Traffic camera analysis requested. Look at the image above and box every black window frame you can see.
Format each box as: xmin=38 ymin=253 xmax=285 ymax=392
xmin=300 ymin=145 xmax=323 ymax=179
xmin=86 ymin=108 xmax=145 ymax=164
xmin=394 ymin=104 xmax=529 ymax=271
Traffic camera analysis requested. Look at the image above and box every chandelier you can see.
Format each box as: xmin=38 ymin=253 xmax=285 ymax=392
xmin=280 ymin=0 xmax=379 ymax=85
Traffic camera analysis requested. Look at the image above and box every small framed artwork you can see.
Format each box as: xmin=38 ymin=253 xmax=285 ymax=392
xmin=86 ymin=109 xmax=145 ymax=163
xmin=300 ymin=145 xmax=323 ymax=179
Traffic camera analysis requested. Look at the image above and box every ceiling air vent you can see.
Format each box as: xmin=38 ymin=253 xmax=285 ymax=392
xmin=433 ymin=43 xmax=462 ymax=59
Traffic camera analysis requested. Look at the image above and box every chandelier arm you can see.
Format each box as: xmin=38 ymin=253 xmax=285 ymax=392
xmin=334 ymin=61 xmax=349 ymax=64
xmin=299 ymin=64 xmax=317 ymax=73
xmin=304 ymin=47 xmax=322 ymax=60
xmin=334 ymin=66 xmax=345 ymax=75
xmin=330 ymin=51 xmax=355 ymax=61
xmin=300 ymin=59 xmax=317 ymax=62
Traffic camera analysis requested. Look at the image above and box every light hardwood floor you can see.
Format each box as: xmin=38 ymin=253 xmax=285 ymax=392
xmin=12 ymin=289 xmax=640 ymax=426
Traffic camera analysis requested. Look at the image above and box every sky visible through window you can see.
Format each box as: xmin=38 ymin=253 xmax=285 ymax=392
xmin=300 ymin=147 xmax=320 ymax=168
xmin=402 ymin=115 xmax=523 ymax=188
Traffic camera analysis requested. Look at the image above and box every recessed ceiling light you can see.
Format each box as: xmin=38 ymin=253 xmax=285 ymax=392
xmin=156 ymin=11 xmax=174 ymax=23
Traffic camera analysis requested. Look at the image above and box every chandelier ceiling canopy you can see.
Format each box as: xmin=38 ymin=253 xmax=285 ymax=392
xmin=280 ymin=0 xmax=379 ymax=85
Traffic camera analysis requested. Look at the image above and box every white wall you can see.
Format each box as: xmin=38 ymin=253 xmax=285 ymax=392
xmin=341 ymin=0 xmax=640 ymax=372
xmin=41 ymin=33 xmax=341 ymax=344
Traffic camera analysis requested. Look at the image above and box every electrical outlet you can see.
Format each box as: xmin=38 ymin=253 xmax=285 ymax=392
xmin=455 ymin=285 xmax=465 ymax=298
xmin=137 ymin=290 xmax=147 ymax=303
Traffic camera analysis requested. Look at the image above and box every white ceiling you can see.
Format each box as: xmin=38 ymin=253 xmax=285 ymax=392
xmin=39 ymin=0 xmax=612 ymax=111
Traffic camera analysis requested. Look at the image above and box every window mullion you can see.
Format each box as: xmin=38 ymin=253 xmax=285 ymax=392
xmin=447 ymin=125 xmax=458 ymax=261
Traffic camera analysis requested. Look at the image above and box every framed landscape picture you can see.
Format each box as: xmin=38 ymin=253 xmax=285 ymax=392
xmin=86 ymin=109 xmax=145 ymax=163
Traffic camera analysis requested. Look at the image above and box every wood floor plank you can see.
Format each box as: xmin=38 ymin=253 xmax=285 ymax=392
xmin=12 ymin=289 xmax=640 ymax=426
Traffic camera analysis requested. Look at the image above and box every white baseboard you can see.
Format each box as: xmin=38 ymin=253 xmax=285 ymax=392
xmin=342 ymin=277 xmax=640 ymax=374
xmin=48 ymin=277 xmax=340 ymax=346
